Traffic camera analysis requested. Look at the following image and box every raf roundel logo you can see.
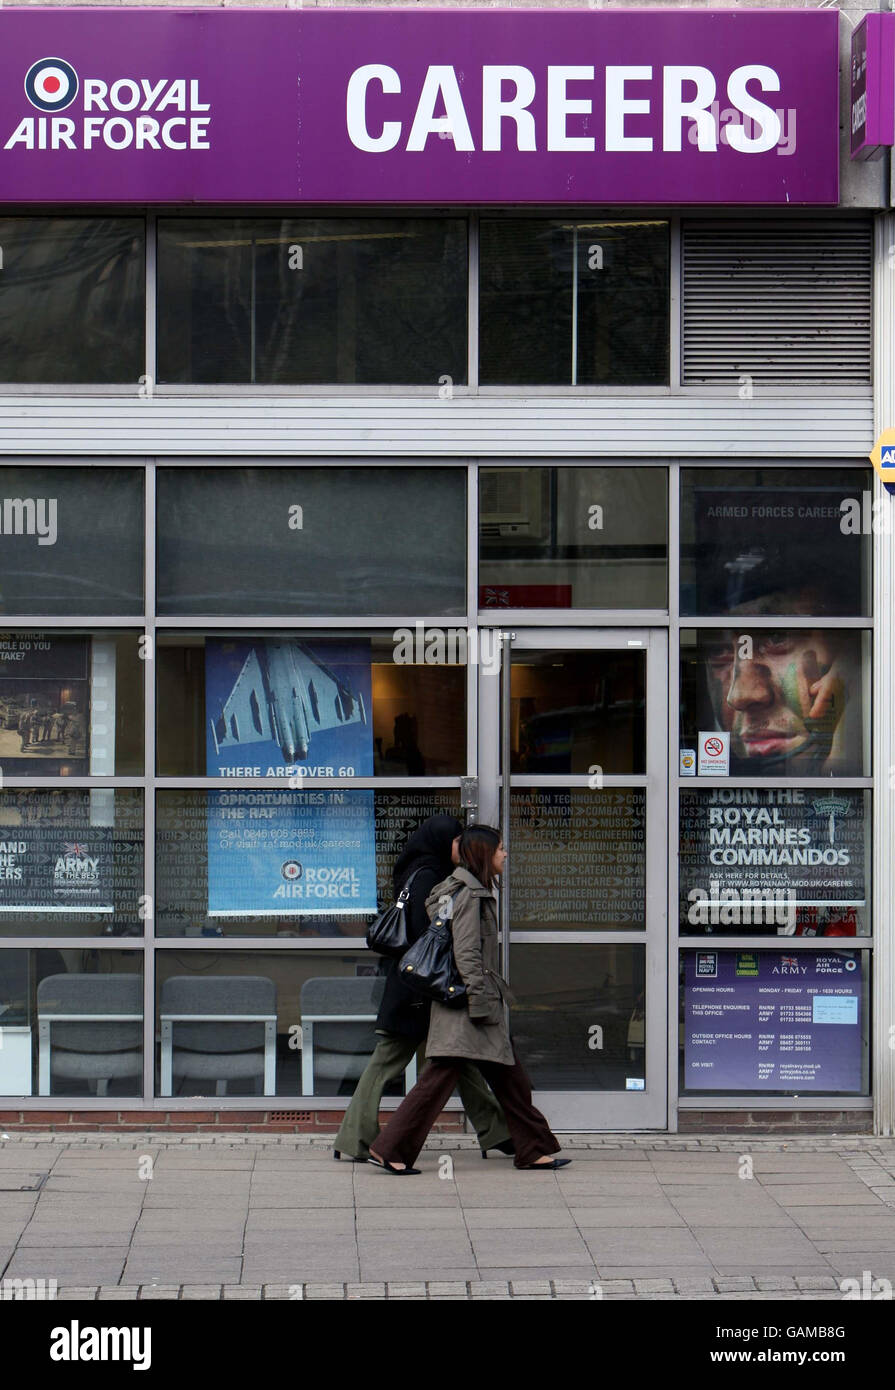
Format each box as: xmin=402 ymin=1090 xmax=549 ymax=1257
xmin=281 ymin=860 xmax=302 ymax=882
xmin=24 ymin=57 xmax=79 ymax=112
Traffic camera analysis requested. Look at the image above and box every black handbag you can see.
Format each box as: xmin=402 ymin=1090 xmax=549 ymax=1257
xmin=397 ymin=889 xmax=467 ymax=1008
xmin=365 ymin=868 xmax=423 ymax=958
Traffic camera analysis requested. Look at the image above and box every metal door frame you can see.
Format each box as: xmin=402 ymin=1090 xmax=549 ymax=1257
xmin=478 ymin=626 xmax=668 ymax=1130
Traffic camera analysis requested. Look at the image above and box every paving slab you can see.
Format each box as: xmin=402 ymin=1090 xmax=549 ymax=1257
xmin=0 ymin=1131 xmax=893 ymax=1298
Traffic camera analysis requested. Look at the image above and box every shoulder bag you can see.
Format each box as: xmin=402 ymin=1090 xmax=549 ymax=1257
xmin=397 ymin=888 xmax=468 ymax=1008
xmin=365 ymin=867 xmax=423 ymax=958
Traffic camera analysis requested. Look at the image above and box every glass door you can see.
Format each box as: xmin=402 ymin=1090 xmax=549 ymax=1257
xmin=478 ymin=628 xmax=668 ymax=1129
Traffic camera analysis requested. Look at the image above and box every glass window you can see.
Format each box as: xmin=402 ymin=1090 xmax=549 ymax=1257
xmin=679 ymin=948 xmax=869 ymax=1096
xmin=155 ymin=948 xmax=415 ymax=1099
xmin=0 ymin=218 xmax=145 ymax=384
xmin=0 ymin=466 xmax=143 ymax=614
xmin=679 ymin=788 xmax=870 ymax=938
xmin=680 ymin=467 xmax=873 ymax=617
xmin=511 ymin=649 xmax=645 ymax=774
xmin=0 ymin=790 xmax=143 ymax=938
xmin=479 ymin=220 xmax=669 ymax=386
xmin=680 ymin=628 xmax=869 ymax=778
xmin=157 ymin=217 xmax=467 ymax=385
xmin=156 ymin=467 xmax=467 ymax=617
xmin=155 ymin=789 xmax=461 ymax=938
xmin=0 ymin=949 xmax=143 ymax=1097
xmin=479 ymin=466 xmax=667 ymax=609
xmin=511 ymin=790 xmax=646 ymax=932
xmin=510 ymin=944 xmax=646 ymax=1090
xmin=157 ymin=631 xmax=466 ymax=777
xmin=0 ymin=631 xmax=144 ymax=776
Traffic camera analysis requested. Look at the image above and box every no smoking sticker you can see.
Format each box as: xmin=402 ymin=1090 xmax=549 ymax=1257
xmin=698 ymin=731 xmax=730 ymax=776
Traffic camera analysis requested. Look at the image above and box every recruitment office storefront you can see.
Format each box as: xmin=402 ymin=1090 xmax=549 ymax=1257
xmin=0 ymin=5 xmax=892 ymax=1134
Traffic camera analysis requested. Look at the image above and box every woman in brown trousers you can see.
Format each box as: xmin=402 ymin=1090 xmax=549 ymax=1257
xmin=369 ymin=824 xmax=570 ymax=1175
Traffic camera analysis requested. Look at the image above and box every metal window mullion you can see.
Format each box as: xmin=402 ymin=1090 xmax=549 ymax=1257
xmin=0 ymin=617 xmax=143 ymax=628
xmin=667 ymin=462 xmax=681 ymax=1132
xmin=681 ymin=616 xmax=873 ymax=630
xmin=478 ymin=610 xmax=671 ymax=628
xmin=0 ymin=778 xmax=147 ymax=788
xmin=499 ymin=629 xmax=512 ymax=982
xmin=467 ymin=461 xmax=479 ymax=778
xmin=468 ymin=214 xmax=479 ymax=392
xmin=153 ymin=615 xmax=476 ymax=630
xmin=669 ymin=218 xmax=681 ymax=389
xmin=143 ymin=460 xmax=157 ymax=1105
xmin=145 ymin=213 xmax=157 ymax=392
xmin=155 ymin=777 xmax=463 ymax=790
xmin=571 ymin=226 xmax=578 ymax=387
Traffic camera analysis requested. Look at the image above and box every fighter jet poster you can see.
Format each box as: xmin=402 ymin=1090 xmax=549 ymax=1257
xmin=205 ymin=637 xmax=373 ymax=778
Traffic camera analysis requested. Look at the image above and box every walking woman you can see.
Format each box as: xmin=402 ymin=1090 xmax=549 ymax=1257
xmin=334 ymin=814 xmax=512 ymax=1162
xmin=369 ymin=824 xmax=570 ymax=1174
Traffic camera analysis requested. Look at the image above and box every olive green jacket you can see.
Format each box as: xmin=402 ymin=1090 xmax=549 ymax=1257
xmin=423 ymin=866 xmax=515 ymax=1066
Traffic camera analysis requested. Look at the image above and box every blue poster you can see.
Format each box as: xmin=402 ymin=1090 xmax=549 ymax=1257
xmin=205 ymin=637 xmax=373 ymax=777
xmin=683 ymin=950 xmax=863 ymax=1092
xmin=207 ymin=789 xmax=377 ymax=917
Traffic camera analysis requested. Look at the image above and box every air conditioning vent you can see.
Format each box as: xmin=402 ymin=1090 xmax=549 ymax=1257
xmin=682 ymin=220 xmax=872 ymax=386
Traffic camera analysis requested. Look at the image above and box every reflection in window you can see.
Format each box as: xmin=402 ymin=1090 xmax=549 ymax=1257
xmin=156 ymin=467 xmax=466 ymax=617
xmin=510 ymin=944 xmax=646 ymax=1090
xmin=157 ymin=217 xmax=467 ymax=385
xmin=479 ymin=466 xmax=667 ymax=610
xmin=680 ymin=628 xmax=869 ymax=778
xmin=0 ymin=218 xmax=145 ymax=384
xmin=0 ymin=949 xmax=143 ymax=1097
xmin=510 ymin=649 xmax=645 ymax=774
xmin=679 ymin=788 xmax=870 ymax=937
xmin=480 ymin=220 xmax=669 ymax=385
xmin=0 ymin=467 xmax=143 ymax=615
xmin=154 ymin=950 xmax=415 ymax=1099
xmin=510 ymin=790 xmax=646 ymax=932
xmin=680 ymin=468 xmax=873 ymax=617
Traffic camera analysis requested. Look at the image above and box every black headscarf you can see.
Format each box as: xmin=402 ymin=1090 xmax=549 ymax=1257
xmin=392 ymin=813 xmax=463 ymax=894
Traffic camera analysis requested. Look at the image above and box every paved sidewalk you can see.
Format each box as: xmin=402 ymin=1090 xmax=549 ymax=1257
xmin=1 ymin=1132 xmax=894 ymax=1300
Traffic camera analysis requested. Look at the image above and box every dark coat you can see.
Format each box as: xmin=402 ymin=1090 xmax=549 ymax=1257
xmin=424 ymin=867 xmax=515 ymax=1066
xmin=375 ymin=863 xmax=437 ymax=1039
xmin=375 ymin=814 xmax=462 ymax=1040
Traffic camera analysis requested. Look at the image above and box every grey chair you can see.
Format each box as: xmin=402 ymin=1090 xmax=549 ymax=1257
xmin=299 ymin=976 xmax=417 ymax=1095
xmin=36 ymin=974 xmax=142 ymax=1097
xmin=159 ymin=976 xmax=277 ymax=1097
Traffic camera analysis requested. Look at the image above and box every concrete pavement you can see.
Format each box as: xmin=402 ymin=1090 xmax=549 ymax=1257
xmin=1 ymin=1132 xmax=894 ymax=1300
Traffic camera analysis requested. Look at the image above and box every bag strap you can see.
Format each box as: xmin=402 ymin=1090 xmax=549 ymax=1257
xmin=395 ymin=866 xmax=425 ymax=905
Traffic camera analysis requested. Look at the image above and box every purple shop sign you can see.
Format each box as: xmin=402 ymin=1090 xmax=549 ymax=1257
xmin=683 ymin=950 xmax=863 ymax=1093
xmin=0 ymin=7 xmax=839 ymax=205
xmin=850 ymin=13 xmax=895 ymax=161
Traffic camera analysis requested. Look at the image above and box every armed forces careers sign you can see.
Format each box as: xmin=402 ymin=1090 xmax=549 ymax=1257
xmin=0 ymin=8 xmax=838 ymax=204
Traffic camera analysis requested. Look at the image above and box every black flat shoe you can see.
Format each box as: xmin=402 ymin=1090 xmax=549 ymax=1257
xmin=521 ymin=1158 xmax=572 ymax=1171
xmin=482 ymin=1139 xmax=516 ymax=1158
xmin=367 ymin=1155 xmax=421 ymax=1176
xmin=333 ymin=1149 xmax=368 ymax=1163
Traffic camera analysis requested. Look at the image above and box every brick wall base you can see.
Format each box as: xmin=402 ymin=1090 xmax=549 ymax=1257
xmin=678 ymin=1110 xmax=872 ymax=1134
xmin=0 ymin=1108 xmax=873 ymax=1134
xmin=0 ymin=1109 xmax=468 ymax=1134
